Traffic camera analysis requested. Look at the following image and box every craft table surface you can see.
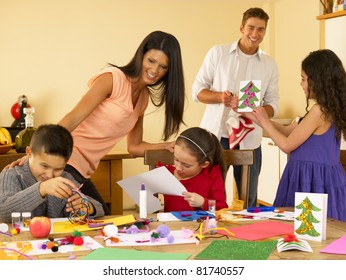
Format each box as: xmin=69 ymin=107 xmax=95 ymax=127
xmin=1 ymin=212 xmax=346 ymax=260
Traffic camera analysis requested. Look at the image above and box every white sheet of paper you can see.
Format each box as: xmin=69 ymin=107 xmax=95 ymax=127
xmin=117 ymin=166 xmax=187 ymax=214
xmin=157 ymin=212 xmax=181 ymax=222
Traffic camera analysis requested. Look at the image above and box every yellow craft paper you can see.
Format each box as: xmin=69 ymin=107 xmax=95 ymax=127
xmin=52 ymin=215 xmax=136 ymax=234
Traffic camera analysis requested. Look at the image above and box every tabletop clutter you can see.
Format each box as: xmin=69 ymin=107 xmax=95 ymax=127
xmin=0 ymin=186 xmax=345 ymax=260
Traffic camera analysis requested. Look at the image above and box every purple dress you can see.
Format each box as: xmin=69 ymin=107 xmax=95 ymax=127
xmin=273 ymin=124 xmax=346 ymax=222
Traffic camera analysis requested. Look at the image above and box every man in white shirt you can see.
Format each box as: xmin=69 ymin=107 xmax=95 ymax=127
xmin=192 ymin=7 xmax=279 ymax=207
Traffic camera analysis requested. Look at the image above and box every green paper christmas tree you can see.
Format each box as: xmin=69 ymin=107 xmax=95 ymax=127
xmin=295 ymin=196 xmax=321 ymax=237
xmin=238 ymin=81 xmax=260 ymax=110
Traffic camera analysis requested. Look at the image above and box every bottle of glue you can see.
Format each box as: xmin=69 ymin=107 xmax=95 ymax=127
xmin=139 ymin=183 xmax=147 ymax=219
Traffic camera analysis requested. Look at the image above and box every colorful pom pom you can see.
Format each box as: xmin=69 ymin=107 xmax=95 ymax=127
xmin=167 ymin=235 xmax=175 ymax=244
xmin=46 ymin=241 xmax=55 ymax=249
xmin=73 ymin=236 xmax=84 ymax=246
xmin=51 ymin=246 xmax=59 ymax=252
xmin=157 ymin=225 xmax=170 ymax=238
xmin=150 ymin=231 xmax=160 ymax=242
xmin=72 ymin=230 xmax=82 ymax=237
xmin=126 ymin=225 xmax=139 ymax=234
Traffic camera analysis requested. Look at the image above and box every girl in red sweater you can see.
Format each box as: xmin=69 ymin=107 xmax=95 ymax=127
xmin=159 ymin=127 xmax=228 ymax=212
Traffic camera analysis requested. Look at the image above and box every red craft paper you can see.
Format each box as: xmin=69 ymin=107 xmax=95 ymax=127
xmin=320 ymin=235 xmax=346 ymax=255
xmin=218 ymin=221 xmax=294 ymax=241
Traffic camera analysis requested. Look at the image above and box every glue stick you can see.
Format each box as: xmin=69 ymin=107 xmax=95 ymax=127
xmin=139 ymin=183 xmax=147 ymax=219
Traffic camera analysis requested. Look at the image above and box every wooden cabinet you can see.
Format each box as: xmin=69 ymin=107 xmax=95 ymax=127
xmin=90 ymin=153 xmax=134 ymax=215
xmin=0 ymin=150 xmax=133 ymax=215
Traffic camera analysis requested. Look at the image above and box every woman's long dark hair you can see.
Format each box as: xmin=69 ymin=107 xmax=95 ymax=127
xmin=109 ymin=31 xmax=186 ymax=140
xmin=302 ymin=49 xmax=346 ymax=140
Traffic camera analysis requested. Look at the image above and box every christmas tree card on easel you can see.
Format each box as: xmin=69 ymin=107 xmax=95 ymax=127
xmin=294 ymin=192 xmax=328 ymax=242
xmin=238 ymin=80 xmax=261 ymax=112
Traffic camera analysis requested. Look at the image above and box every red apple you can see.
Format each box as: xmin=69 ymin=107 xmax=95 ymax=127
xmin=29 ymin=216 xmax=51 ymax=238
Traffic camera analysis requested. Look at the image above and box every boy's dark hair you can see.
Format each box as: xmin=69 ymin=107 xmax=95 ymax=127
xmin=30 ymin=124 xmax=73 ymax=161
xmin=242 ymin=7 xmax=269 ymax=27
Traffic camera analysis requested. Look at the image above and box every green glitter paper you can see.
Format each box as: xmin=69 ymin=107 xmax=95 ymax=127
xmin=195 ymin=240 xmax=277 ymax=260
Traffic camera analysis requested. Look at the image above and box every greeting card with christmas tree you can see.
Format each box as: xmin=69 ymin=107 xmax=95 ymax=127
xmin=294 ymin=192 xmax=328 ymax=242
xmin=238 ymin=80 xmax=261 ymax=112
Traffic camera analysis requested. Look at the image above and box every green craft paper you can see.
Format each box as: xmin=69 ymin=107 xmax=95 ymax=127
xmin=195 ymin=240 xmax=277 ymax=260
xmin=82 ymin=248 xmax=191 ymax=260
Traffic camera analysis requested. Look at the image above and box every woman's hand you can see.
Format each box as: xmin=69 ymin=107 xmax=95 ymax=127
xmin=165 ymin=141 xmax=175 ymax=153
xmin=2 ymin=155 xmax=28 ymax=171
xmin=182 ymin=191 xmax=205 ymax=208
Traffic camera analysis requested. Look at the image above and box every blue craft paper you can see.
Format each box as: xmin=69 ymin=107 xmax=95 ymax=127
xmin=171 ymin=211 xmax=216 ymax=221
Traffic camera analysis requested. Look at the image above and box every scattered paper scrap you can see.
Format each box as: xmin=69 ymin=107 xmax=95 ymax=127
xmin=320 ymin=234 xmax=346 ymax=255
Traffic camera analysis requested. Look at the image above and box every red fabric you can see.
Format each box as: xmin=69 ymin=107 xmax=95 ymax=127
xmin=229 ymin=116 xmax=254 ymax=149
xmin=156 ymin=163 xmax=228 ymax=212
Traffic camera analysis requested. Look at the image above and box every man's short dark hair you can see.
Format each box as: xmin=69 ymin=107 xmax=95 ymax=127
xmin=242 ymin=7 xmax=269 ymax=27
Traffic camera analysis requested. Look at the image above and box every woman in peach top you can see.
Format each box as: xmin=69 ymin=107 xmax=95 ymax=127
xmin=57 ymin=31 xmax=186 ymax=214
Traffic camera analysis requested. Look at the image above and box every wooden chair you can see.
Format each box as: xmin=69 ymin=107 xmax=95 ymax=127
xmin=144 ymin=149 xmax=254 ymax=208
xmin=340 ymin=150 xmax=346 ymax=174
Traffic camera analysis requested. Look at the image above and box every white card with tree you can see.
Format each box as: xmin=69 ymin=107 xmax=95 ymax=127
xmin=294 ymin=192 xmax=328 ymax=242
xmin=237 ymin=80 xmax=261 ymax=112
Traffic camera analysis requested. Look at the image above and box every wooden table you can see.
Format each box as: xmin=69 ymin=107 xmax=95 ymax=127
xmin=1 ymin=214 xmax=345 ymax=260
xmin=0 ymin=150 xmax=134 ymax=215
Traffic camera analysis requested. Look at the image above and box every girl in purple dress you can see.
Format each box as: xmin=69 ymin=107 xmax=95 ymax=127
xmin=250 ymin=49 xmax=346 ymax=222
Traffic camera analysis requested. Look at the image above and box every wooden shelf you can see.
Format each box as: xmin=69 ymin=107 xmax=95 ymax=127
xmin=317 ymin=10 xmax=346 ymax=20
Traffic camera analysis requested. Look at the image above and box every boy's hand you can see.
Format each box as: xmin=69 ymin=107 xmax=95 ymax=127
xmin=39 ymin=177 xmax=77 ymax=199
xmin=66 ymin=193 xmax=94 ymax=215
